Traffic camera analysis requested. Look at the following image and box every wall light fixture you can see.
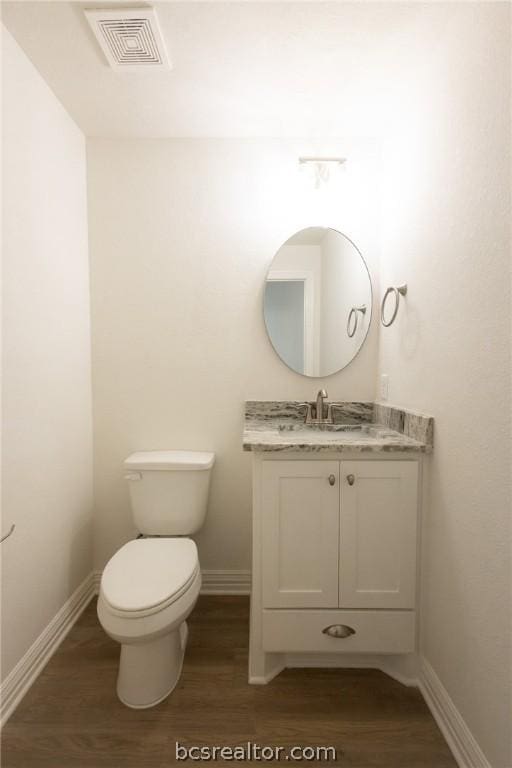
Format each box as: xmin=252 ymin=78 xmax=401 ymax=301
xmin=298 ymin=156 xmax=347 ymax=188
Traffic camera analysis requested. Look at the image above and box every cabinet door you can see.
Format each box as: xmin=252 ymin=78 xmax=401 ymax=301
xmin=261 ymin=461 xmax=339 ymax=608
xmin=340 ymin=461 xmax=418 ymax=609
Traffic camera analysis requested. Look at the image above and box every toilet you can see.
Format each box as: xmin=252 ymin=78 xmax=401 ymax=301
xmin=97 ymin=450 xmax=215 ymax=709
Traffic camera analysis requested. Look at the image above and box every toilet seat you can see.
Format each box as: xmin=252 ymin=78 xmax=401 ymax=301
xmin=100 ymin=538 xmax=199 ymax=619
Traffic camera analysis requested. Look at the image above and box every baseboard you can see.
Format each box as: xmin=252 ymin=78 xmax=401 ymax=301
xmin=418 ymin=657 xmax=491 ymax=768
xmin=200 ymin=570 xmax=251 ymax=595
xmin=93 ymin=569 xmax=251 ymax=596
xmin=0 ymin=572 xmax=95 ymax=728
xmin=93 ymin=569 xmax=102 ymax=594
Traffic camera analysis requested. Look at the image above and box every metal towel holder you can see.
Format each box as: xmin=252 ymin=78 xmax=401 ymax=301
xmin=1 ymin=524 xmax=15 ymax=544
xmin=347 ymin=305 xmax=367 ymax=337
xmin=381 ymin=284 xmax=407 ymax=327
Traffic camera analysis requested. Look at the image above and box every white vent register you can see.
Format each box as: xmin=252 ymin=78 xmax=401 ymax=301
xmin=85 ymin=8 xmax=171 ymax=71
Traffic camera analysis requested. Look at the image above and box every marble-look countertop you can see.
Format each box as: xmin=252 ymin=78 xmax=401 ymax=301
xmin=243 ymin=401 xmax=433 ymax=454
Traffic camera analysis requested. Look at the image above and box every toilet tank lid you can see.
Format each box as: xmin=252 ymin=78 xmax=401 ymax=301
xmin=124 ymin=450 xmax=215 ymax=471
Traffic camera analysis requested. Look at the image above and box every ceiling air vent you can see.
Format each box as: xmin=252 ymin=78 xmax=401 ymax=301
xmin=85 ymin=8 xmax=171 ymax=71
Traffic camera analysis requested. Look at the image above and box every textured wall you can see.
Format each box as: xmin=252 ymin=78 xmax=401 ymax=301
xmin=86 ymin=138 xmax=381 ymax=571
xmin=376 ymin=5 xmax=511 ymax=766
xmin=2 ymin=27 xmax=93 ymax=680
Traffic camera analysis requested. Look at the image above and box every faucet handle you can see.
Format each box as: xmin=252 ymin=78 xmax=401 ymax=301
xmin=304 ymin=403 xmax=315 ymax=424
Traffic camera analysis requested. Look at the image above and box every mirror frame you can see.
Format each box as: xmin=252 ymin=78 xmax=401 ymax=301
xmin=263 ymin=226 xmax=373 ymax=378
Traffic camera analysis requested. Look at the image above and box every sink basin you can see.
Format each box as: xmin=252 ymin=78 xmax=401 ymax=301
xmin=277 ymin=423 xmax=364 ymax=433
xmin=276 ymin=423 xmax=398 ymax=439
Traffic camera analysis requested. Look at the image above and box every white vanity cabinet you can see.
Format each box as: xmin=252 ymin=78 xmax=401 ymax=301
xmin=339 ymin=460 xmax=418 ymax=609
xmin=261 ymin=459 xmax=418 ymax=611
xmin=250 ymin=454 xmax=421 ymax=683
xmin=261 ymin=460 xmax=340 ymax=609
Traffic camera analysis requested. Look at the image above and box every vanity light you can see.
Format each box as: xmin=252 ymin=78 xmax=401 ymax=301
xmin=298 ymin=156 xmax=346 ymax=188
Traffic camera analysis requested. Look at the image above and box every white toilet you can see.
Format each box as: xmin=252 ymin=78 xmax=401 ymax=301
xmin=97 ymin=450 xmax=215 ymax=709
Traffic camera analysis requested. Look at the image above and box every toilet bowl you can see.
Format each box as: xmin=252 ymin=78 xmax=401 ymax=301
xmin=98 ymin=537 xmax=201 ymax=708
xmin=97 ymin=450 xmax=215 ymax=708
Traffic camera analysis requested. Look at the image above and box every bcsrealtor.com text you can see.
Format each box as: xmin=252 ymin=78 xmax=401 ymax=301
xmin=176 ymin=743 xmax=338 ymax=762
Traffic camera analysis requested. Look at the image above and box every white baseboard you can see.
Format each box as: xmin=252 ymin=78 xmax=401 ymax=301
xmin=0 ymin=572 xmax=95 ymax=728
xmin=93 ymin=569 xmax=251 ymax=596
xmin=93 ymin=569 xmax=102 ymax=594
xmin=200 ymin=570 xmax=251 ymax=595
xmin=419 ymin=657 xmax=491 ymax=768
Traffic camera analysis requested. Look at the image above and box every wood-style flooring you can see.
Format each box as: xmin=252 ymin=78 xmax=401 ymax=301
xmin=1 ymin=596 xmax=456 ymax=767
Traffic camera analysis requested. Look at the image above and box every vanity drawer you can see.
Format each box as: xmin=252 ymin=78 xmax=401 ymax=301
xmin=262 ymin=609 xmax=416 ymax=654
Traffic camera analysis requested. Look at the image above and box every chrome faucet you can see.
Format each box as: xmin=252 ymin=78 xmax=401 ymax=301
xmin=304 ymin=389 xmax=333 ymax=424
xmin=315 ymin=389 xmax=328 ymax=421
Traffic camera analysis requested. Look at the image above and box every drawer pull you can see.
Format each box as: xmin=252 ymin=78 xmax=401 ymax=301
xmin=322 ymin=624 xmax=356 ymax=639
xmin=328 ymin=474 xmax=336 ymax=486
xmin=346 ymin=474 xmax=355 ymax=486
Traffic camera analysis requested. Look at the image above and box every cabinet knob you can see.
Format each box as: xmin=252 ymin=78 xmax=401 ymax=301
xmin=322 ymin=624 xmax=356 ymax=639
xmin=346 ymin=474 xmax=355 ymax=486
xmin=328 ymin=474 xmax=336 ymax=486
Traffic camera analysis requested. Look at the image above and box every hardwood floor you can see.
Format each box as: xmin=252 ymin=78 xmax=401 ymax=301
xmin=1 ymin=596 xmax=456 ymax=767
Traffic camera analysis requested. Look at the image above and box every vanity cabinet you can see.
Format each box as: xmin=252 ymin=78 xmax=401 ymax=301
xmin=250 ymin=455 xmax=421 ymax=682
xmin=261 ymin=460 xmax=340 ymax=609
xmin=261 ymin=459 xmax=418 ymax=611
xmin=340 ymin=460 xmax=418 ymax=609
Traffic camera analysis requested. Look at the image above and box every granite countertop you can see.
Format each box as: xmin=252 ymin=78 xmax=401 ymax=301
xmin=243 ymin=401 xmax=433 ymax=454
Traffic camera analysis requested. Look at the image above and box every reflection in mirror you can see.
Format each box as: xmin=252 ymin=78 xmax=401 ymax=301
xmin=264 ymin=227 xmax=372 ymax=377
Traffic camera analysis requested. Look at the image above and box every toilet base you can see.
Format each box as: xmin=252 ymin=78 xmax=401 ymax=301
xmin=117 ymin=621 xmax=189 ymax=709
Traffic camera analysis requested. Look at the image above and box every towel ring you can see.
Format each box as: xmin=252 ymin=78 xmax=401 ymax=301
xmin=381 ymin=284 xmax=407 ymax=327
xmin=0 ymin=524 xmax=15 ymax=544
xmin=347 ymin=305 xmax=367 ymax=337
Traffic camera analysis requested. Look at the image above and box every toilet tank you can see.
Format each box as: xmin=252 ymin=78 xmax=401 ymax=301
xmin=124 ymin=451 xmax=215 ymax=535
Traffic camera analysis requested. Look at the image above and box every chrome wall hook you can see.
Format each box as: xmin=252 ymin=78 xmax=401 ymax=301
xmin=381 ymin=284 xmax=407 ymax=327
xmin=347 ymin=305 xmax=367 ymax=337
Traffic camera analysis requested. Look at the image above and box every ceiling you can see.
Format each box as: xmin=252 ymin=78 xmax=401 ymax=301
xmin=2 ymin=1 xmax=451 ymax=138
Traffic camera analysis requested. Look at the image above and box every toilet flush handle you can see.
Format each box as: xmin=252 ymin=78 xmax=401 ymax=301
xmin=124 ymin=472 xmax=142 ymax=481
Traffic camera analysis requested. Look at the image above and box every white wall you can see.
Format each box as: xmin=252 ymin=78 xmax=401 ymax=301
xmin=1 ymin=28 xmax=93 ymax=681
xmin=377 ymin=4 xmax=511 ymax=766
xmin=87 ymin=138 xmax=380 ymax=571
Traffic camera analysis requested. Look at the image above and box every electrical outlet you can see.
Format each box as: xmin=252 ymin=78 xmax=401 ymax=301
xmin=380 ymin=374 xmax=389 ymax=401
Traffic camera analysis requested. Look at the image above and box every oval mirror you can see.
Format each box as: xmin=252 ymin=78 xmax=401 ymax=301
xmin=263 ymin=227 xmax=372 ymax=377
